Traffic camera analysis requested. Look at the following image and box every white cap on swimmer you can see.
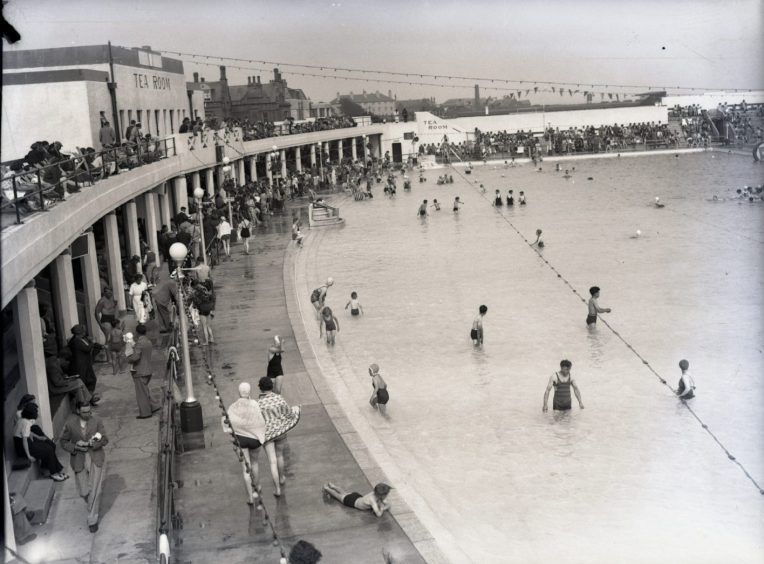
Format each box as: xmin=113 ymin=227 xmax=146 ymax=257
xmin=326 ymin=277 xmax=334 ymax=286
xmin=238 ymin=382 xmax=251 ymax=397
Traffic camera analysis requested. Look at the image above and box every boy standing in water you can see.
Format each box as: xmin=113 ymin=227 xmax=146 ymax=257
xmin=471 ymin=305 xmax=488 ymax=345
xmin=345 ymin=291 xmax=364 ymax=316
xmin=368 ymin=363 xmax=389 ymax=414
xmin=542 ymin=359 xmax=584 ymax=412
xmin=676 ymin=359 xmax=696 ymax=399
xmin=417 ymin=200 xmax=428 ymax=218
xmin=587 ymin=286 xmax=612 ymax=325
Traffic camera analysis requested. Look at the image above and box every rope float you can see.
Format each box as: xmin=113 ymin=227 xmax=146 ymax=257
xmin=178 ymin=281 xmax=291 ymax=563
xmin=452 ymin=165 xmax=764 ymax=495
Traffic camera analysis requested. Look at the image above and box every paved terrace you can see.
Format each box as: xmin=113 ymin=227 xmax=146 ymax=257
xmin=173 ymin=201 xmax=441 ymax=563
xmin=11 ymin=311 xmax=166 ymax=564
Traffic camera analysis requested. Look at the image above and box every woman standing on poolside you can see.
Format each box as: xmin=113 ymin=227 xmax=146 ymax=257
xmin=267 ymin=336 xmax=285 ymax=394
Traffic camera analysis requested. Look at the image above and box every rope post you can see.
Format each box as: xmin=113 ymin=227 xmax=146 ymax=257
xmin=169 ymin=242 xmax=205 ymax=449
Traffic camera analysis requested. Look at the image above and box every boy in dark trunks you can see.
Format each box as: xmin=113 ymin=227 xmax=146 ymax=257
xmin=587 ymin=286 xmax=612 ymax=325
xmin=323 ymin=482 xmax=392 ymax=517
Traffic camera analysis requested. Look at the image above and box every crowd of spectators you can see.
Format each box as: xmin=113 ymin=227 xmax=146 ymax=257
xmin=418 ymin=120 xmax=680 ymax=161
xmin=2 ymin=127 xmax=170 ymax=217
xmin=670 ymin=102 xmax=764 ymax=145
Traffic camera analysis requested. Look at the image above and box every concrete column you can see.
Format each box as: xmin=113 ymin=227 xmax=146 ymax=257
xmin=13 ymin=286 xmax=53 ymax=436
xmin=295 ymin=147 xmax=302 ymax=172
xmin=51 ymin=251 xmax=79 ymax=347
xmin=205 ymin=168 xmax=215 ymax=197
xmin=216 ymin=166 xmax=225 ymax=190
xmin=103 ymin=213 xmax=126 ymax=311
xmin=249 ymin=157 xmax=258 ymax=182
xmin=191 ymin=171 xmax=201 ymax=192
xmin=123 ymin=201 xmax=142 ymax=270
xmin=280 ymin=150 xmax=287 ymax=177
xmin=4 ymin=462 xmax=16 ymax=555
xmin=310 ymin=144 xmax=317 ymax=167
xmin=338 ymin=139 xmax=344 ymax=162
xmin=144 ymin=192 xmax=160 ymax=267
xmin=173 ymin=176 xmax=189 ymax=213
xmin=266 ymin=154 xmax=273 ymax=184
xmin=158 ymin=189 xmax=172 ymax=230
xmin=81 ymin=232 xmax=104 ymax=344
xmin=363 ymin=136 xmax=369 ymax=160
xmin=238 ymin=159 xmax=246 ymax=186
xmin=351 ymin=137 xmax=358 ymax=161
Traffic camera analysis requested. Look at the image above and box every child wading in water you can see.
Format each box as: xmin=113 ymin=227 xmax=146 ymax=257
xmin=471 ymin=305 xmax=488 ymax=345
xmin=533 ymin=229 xmax=544 ymax=248
xmin=320 ymin=306 xmax=340 ymax=345
xmin=367 ymin=363 xmax=389 ymax=414
xmin=344 ymin=291 xmax=364 ymax=316
xmin=453 ymin=197 xmax=462 ymax=212
xmin=586 ymin=286 xmax=612 ymax=326
xmin=323 ymin=482 xmax=392 ymax=517
xmin=431 ymin=199 xmax=441 ymax=211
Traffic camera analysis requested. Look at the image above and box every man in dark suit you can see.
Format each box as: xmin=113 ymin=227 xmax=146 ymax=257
xmin=127 ymin=324 xmax=159 ymax=418
xmin=60 ymin=403 xmax=108 ymax=532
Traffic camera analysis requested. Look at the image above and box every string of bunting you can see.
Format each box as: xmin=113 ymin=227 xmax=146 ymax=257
xmin=175 ymin=274 xmax=291 ymax=563
xmin=157 ymin=48 xmax=756 ymax=93
xmin=450 ymin=164 xmax=764 ymax=496
xmin=169 ymin=56 xmax=647 ymax=100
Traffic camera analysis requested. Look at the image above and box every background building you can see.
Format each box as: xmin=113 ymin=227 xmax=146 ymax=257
xmin=2 ymin=45 xmax=205 ymax=161
xmin=189 ymin=67 xmax=313 ymax=123
xmin=331 ymin=90 xmax=396 ymax=118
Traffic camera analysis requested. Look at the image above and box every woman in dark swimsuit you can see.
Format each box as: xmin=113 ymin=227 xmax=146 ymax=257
xmin=267 ymin=336 xmax=285 ymax=394
xmin=506 ymin=190 xmax=514 ymax=206
xmin=493 ymin=190 xmax=503 ymax=206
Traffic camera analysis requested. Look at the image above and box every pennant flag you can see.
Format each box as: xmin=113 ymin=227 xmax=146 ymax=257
xmin=534 ymin=86 xmax=538 ymax=93
xmin=584 ymin=91 xmax=589 ymax=97
xmin=517 ymin=90 xmax=522 ymax=98
xmin=608 ymin=93 xmax=613 ymax=100
xmin=616 ymin=94 xmax=620 ymax=101
xmin=525 ymin=89 xmax=530 ymax=96
xmin=568 ymin=89 xmax=572 ymax=96
xmin=552 ymin=87 xmax=555 ymax=93
xmin=560 ymin=89 xmax=564 ymax=96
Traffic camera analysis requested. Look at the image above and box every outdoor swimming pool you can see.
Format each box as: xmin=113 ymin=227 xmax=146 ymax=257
xmin=293 ymin=150 xmax=764 ymax=563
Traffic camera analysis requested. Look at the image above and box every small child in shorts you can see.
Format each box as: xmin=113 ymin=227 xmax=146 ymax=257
xmin=431 ymin=199 xmax=441 ymax=211
xmin=107 ymin=318 xmax=125 ymax=375
xmin=344 ymin=291 xmax=364 ymax=316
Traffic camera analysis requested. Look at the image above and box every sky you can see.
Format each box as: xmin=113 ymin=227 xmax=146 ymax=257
xmin=3 ymin=0 xmax=763 ymax=105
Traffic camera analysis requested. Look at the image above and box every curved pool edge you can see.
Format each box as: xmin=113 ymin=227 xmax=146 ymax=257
xmin=282 ymin=207 xmax=466 ymax=564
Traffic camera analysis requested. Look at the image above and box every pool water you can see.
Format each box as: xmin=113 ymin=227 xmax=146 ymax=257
xmin=293 ymin=151 xmax=764 ymax=564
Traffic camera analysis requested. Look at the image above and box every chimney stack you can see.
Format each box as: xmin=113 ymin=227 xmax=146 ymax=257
xmin=388 ymin=89 xmax=392 ymax=98
xmin=474 ymin=84 xmax=480 ymax=108
xmin=193 ymin=72 xmax=199 ymax=82
xmin=248 ymin=77 xmax=252 ymax=85
xmin=220 ymin=65 xmax=227 ymax=81
xmin=201 ymin=77 xmax=205 ymax=82
xmin=257 ymin=76 xmax=261 ymax=84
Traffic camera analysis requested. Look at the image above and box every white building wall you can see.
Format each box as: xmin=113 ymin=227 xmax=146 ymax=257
xmin=1 ymin=82 xmax=94 ymax=160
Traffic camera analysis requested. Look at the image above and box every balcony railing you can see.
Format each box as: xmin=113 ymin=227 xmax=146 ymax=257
xmin=1 ymin=137 xmax=177 ymax=228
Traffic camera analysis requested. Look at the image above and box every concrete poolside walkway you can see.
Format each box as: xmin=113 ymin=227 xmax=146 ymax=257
xmin=13 ymin=312 xmax=168 ymax=564
xmin=173 ymin=201 xmax=432 ymax=563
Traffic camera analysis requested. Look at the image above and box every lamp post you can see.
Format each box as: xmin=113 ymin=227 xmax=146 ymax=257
xmin=193 ymin=187 xmax=206 ymax=266
xmin=270 ymin=145 xmax=279 ymax=183
xmin=169 ymin=242 xmax=204 ymax=440
xmin=221 ymin=158 xmax=234 ymax=231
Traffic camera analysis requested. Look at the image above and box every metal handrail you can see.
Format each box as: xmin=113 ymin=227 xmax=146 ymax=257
xmin=1 ymin=136 xmax=177 ymax=225
xmin=156 ymin=308 xmax=181 ymax=564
